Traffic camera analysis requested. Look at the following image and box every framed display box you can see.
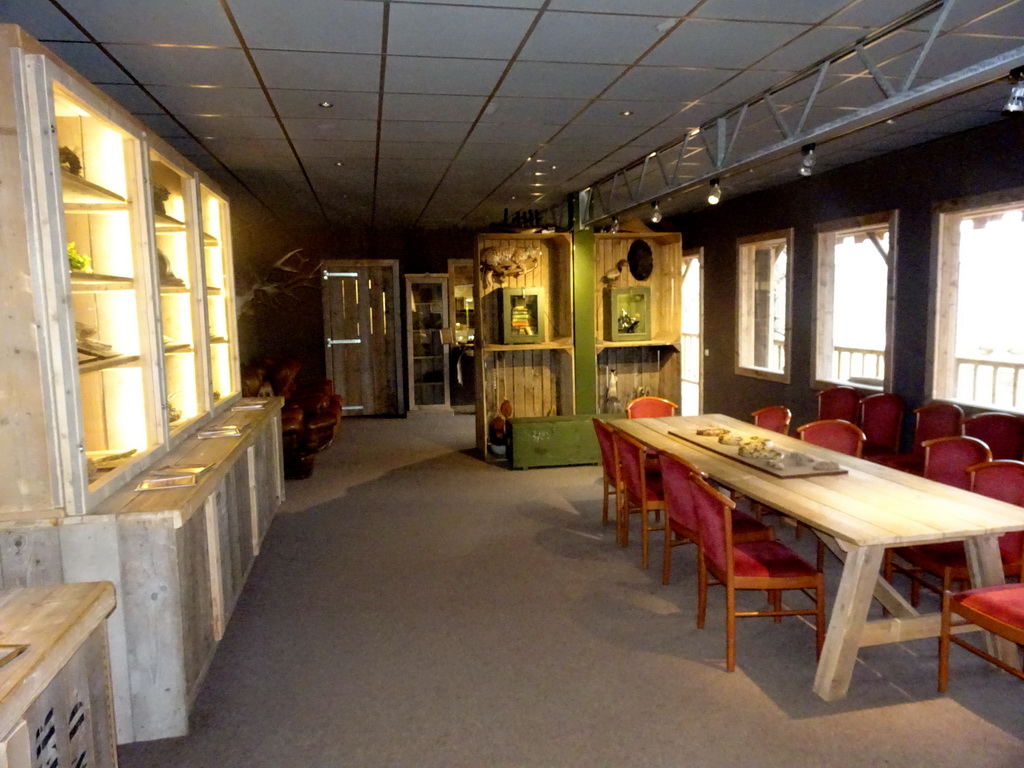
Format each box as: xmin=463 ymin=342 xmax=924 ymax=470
xmin=607 ymin=286 xmax=651 ymax=342
xmin=501 ymin=287 xmax=545 ymax=344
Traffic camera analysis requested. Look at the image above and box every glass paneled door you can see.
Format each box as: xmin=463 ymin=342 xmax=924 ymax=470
xmin=405 ymin=274 xmax=451 ymax=411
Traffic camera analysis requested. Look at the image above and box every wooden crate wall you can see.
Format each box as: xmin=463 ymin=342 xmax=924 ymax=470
xmin=597 ymin=347 xmax=680 ymax=413
xmin=594 ymin=234 xmax=680 ymax=343
xmin=483 ymin=349 xmax=574 ymax=420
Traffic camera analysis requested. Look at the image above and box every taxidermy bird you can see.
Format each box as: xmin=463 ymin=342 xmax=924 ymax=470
xmin=601 ymin=258 xmax=628 ymax=285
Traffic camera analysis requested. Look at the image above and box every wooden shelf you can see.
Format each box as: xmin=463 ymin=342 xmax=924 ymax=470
xmin=482 ymin=340 xmax=574 ymax=353
xmin=205 ymin=285 xmax=223 ymax=296
xmin=159 ymin=282 xmax=190 ymax=294
xmin=203 ymin=232 xmax=219 ymax=246
xmin=209 ymin=336 xmax=228 ymax=344
xmin=154 ymin=212 xmax=186 ymax=231
xmin=79 ymin=353 xmax=140 ymax=374
xmin=597 ymin=338 xmax=682 ymax=352
xmin=69 ymin=271 xmax=134 ymax=292
xmin=163 ymin=343 xmax=192 ymax=354
xmin=61 ymin=171 xmax=128 ymax=210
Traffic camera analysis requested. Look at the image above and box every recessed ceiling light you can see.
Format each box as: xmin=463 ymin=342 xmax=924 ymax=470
xmin=620 ymin=110 xmax=633 ymax=117
xmin=319 ymin=101 xmax=333 ymax=108
xmin=534 ymin=171 xmax=545 ymax=176
xmin=335 ymin=161 xmax=343 ymax=166
xmin=885 ymin=118 xmax=896 ymax=125
xmin=551 ymin=165 xmax=557 ymax=170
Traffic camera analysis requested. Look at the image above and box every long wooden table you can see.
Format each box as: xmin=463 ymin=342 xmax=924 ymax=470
xmin=614 ymin=414 xmax=1024 ymax=700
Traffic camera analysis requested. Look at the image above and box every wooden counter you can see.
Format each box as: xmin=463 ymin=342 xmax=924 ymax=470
xmin=0 ymin=582 xmax=116 ymax=768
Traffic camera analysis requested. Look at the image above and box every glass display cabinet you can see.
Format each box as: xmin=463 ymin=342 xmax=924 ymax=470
xmin=405 ymin=274 xmax=450 ymax=411
xmin=607 ymin=286 xmax=652 ymax=341
xmin=150 ymin=150 xmax=205 ymax=435
xmin=500 ymin=287 xmax=545 ymax=344
xmin=200 ymin=185 xmax=239 ymax=405
xmin=52 ymin=76 xmax=161 ymax=500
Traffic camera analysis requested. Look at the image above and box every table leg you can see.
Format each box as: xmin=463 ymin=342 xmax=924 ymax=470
xmin=813 ymin=544 xmax=884 ymax=701
xmin=817 ymin=533 xmax=917 ymax=618
xmin=963 ymin=534 xmax=1019 ymax=664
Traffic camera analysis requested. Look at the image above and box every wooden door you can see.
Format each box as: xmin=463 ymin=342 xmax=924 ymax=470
xmin=322 ymin=260 xmax=403 ymax=416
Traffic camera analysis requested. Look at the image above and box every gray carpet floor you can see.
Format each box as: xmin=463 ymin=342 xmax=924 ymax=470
xmin=118 ymin=413 xmax=1024 ymax=767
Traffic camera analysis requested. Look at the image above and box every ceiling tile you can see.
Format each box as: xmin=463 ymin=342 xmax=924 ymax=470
xmin=178 ymin=114 xmax=284 ymax=140
xmin=498 ymin=61 xmax=626 ymax=99
xmin=253 ymin=50 xmax=380 ymax=91
xmin=0 ymin=0 xmax=88 ymax=41
xmin=385 ymin=56 xmax=506 ymax=95
xmin=465 ymin=122 xmax=556 ymax=146
xmin=577 ymin=99 xmax=685 ymax=126
xmin=752 ymin=26 xmax=863 ymax=71
xmin=383 ymin=93 xmax=486 ymax=122
xmin=602 ymin=66 xmax=736 ymax=102
xmin=271 ymin=90 xmax=378 ymax=120
xmin=395 ymin=0 xmax=546 ymax=7
xmin=960 ymin=0 xmax=1024 ymax=35
xmin=379 ymin=141 xmax=461 ymax=159
xmin=519 ymin=11 xmax=673 ymax=65
xmin=104 ymin=44 xmax=258 ymax=87
xmin=232 ymin=0 xmax=383 ymax=54
xmin=388 ymin=4 xmax=535 ymax=58
xmin=481 ymin=97 xmax=589 ymax=124
xmin=54 ymin=0 xmax=237 ymax=45
xmin=380 ymin=120 xmax=473 ymax=143
xmin=146 ymin=85 xmax=271 ymax=116
xmin=94 ymin=83 xmax=163 ymax=114
xmin=701 ymin=70 xmax=791 ymax=106
xmin=646 ymin=19 xmax=807 ymax=69
xmin=293 ymin=140 xmax=377 ymax=159
xmin=549 ymin=0 xmax=701 ymax=14
xmin=45 ymin=41 xmax=132 ymax=83
xmin=283 ymin=117 xmax=378 ymax=141
xmin=138 ymin=113 xmax=190 ymax=139
xmin=694 ymin=0 xmax=853 ymax=24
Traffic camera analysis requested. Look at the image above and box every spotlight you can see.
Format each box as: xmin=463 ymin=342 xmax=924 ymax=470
xmin=1003 ymin=67 xmax=1024 ymax=116
xmin=800 ymin=143 xmax=816 ymax=177
xmin=610 ymin=216 xmax=620 ymax=233
xmin=650 ymin=201 xmax=662 ymax=224
xmin=707 ymin=178 xmax=721 ymax=205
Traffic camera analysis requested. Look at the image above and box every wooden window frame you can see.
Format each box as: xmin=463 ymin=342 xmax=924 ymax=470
xmin=735 ymin=229 xmax=792 ymax=384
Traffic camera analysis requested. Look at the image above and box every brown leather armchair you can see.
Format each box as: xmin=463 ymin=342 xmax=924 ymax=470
xmin=242 ymin=358 xmax=342 ymax=479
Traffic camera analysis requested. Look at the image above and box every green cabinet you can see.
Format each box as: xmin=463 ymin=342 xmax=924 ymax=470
xmin=508 ymin=415 xmax=601 ymax=470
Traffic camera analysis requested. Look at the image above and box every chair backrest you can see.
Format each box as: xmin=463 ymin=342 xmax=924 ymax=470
xmin=592 ymin=418 xmax=618 ymax=481
xmin=912 ymin=401 xmax=965 ymax=458
xmin=751 ymin=405 xmax=792 ymax=435
xmin=658 ymin=452 xmax=706 ymax=538
xmin=923 ymin=436 xmax=992 ymax=490
xmin=816 ymin=386 xmax=860 ymax=423
xmin=626 ymin=396 xmax=678 ymax=419
xmin=969 ymin=460 xmax=1024 ymax=562
xmin=797 ymin=419 xmax=865 ymax=457
xmin=859 ymin=392 xmax=905 ymax=453
xmin=612 ymin=429 xmax=647 ymax=499
xmin=962 ymin=412 xmax=1024 ymax=461
xmin=687 ymin=471 xmax=736 ymax=577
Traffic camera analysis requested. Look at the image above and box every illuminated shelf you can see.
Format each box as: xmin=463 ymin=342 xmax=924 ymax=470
xmin=61 ymin=171 xmax=128 ymax=210
xmin=70 ymin=271 xmax=135 ymax=292
xmin=163 ymin=343 xmax=192 ymax=354
xmin=205 ymin=286 xmax=223 ymax=296
xmin=154 ymin=212 xmax=186 ymax=231
xmin=209 ymin=336 xmax=228 ymax=344
xmin=158 ymin=282 xmax=190 ymax=294
xmin=79 ymin=353 xmax=140 ymax=374
xmin=203 ymin=232 xmax=219 ymax=246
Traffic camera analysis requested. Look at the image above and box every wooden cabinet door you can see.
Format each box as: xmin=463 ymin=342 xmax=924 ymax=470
xmin=322 ymin=260 xmax=403 ymax=416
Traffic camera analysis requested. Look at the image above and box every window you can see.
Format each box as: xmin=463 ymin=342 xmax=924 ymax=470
xmin=680 ymin=249 xmax=702 ymax=415
xmin=814 ymin=213 xmax=896 ymax=390
xmin=736 ymin=230 xmax=791 ymax=382
xmin=934 ymin=194 xmax=1024 ymax=411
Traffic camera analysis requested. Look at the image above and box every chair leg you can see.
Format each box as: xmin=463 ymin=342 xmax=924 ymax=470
xmin=662 ymin=521 xmax=672 ymax=586
xmin=771 ymin=590 xmax=782 ymax=623
xmin=601 ymin=477 xmax=610 ymax=526
xmin=697 ymin=550 xmax=708 ymax=629
xmin=725 ymin=586 xmax=737 ymax=672
xmin=938 ymin=590 xmax=952 ymax=692
xmin=641 ymin=505 xmax=650 ymax=569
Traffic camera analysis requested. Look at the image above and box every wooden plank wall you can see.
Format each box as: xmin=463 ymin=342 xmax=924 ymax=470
xmin=597 ymin=347 xmax=680 ymax=413
xmin=485 ymin=349 xmax=574 ymax=420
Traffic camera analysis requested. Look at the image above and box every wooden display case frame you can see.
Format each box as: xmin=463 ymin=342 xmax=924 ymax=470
xmin=593 ymin=232 xmax=682 ymax=414
xmin=474 ymin=232 xmax=575 ymax=456
xmin=405 ymin=273 xmax=451 ymax=412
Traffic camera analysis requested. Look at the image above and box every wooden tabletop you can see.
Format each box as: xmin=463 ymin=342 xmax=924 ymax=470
xmin=613 ymin=414 xmax=1024 ymax=548
xmin=0 ymin=582 xmax=115 ymax=738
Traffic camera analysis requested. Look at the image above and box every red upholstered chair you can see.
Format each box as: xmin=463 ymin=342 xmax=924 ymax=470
xmin=962 ymin=411 xmax=1024 ymax=461
xmin=689 ymin=472 xmax=825 ymax=671
xmin=751 ymin=405 xmax=792 ymax=436
xmin=612 ymin=430 xmax=665 ymax=568
xmin=939 ymin=583 xmax=1024 ymax=691
xmin=658 ymin=453 xmax=774 ymax=586
xmin=859 ymin=392 xmax=905 ymax=460
xmin=592 ymin=418 xmax=620 ymax=528
xmin=816 ymin=385 xmax=860 ymax=423
xmin=886 ymin=460 xmax=1024 ymax=606
xmin=878 ymin=401 xmax=965 ymax=475
xmin=626 ymin=396 xmax=678 ymax=419
xmin=797 ymin=419 xmax=865 ymax=458
xmin=920 ymin=435 xmax=992 ymax=490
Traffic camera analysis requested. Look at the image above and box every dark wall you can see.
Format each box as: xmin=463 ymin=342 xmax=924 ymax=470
xmin=228 ymin=198 xmax=475 ymax=384
xmin=669 ymin=117 xmax=1024 ymax=432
